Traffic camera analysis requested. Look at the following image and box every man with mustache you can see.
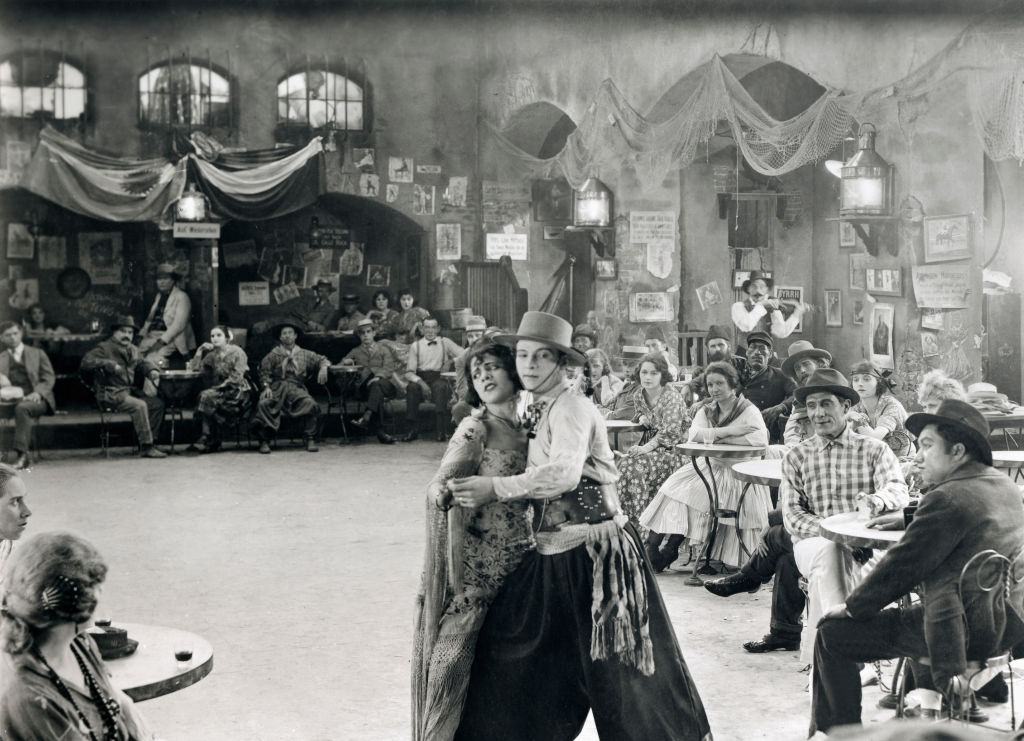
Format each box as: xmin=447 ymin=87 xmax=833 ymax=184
xmin=780 ymin=340 xmax=832 ymax=446
xmin=687 ymin=325 xmax=746 ymax=409
xmin=740 ymin=331 xmax=794 ymax=441
xmin=81 ymin=315 xmax=167 ymax=458
xmin=730 ymin=270 xmax=807 ymax=349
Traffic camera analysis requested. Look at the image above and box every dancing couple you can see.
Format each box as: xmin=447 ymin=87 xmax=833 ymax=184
xmin=412 ymin=311 xmax=711 ymax=741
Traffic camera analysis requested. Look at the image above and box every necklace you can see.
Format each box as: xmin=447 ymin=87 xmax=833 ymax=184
xmin=34 ymin=641 xmax=124 ymax=741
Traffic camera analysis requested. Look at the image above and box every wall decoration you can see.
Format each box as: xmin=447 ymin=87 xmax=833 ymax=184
xmin=444 ymin=176 xmax=468 ymax=208
xmin=733 ymin=269 xmax=772 ymax=290
xmin=852 ymin=299 xmax=865 ymax=326
xmin=385 ymin=184 xmax=399 ymax=203
xmin=37 ymin=236 xmax=66 ymax=270
xmin=629 ymin=292 xmax=673 ymax=322
xmin=310 ymin=225 xmax=349 ymax=249
xmin=921 ymin=331 xmax=940 ymax=357
xmin=353 ymin=148 xmax=375 ymax=172
xmin=272 ymin=281 xmax=301 ymax=304
xmin=647 ymin=241 xmax=673 ymax=280
xmin=866 ymin=267 xmax=903 ymax=297
xmin=543 ymin=226 xmax=564 ymax=240
xmin=531 ymin=178 xmax=572 ymax=222
xmin=5 ymin=223 xmax=33 ymax=259
xmin=238 ymin=281 xmax=270 ymax=306
xmin=595 ymin=259 xmax=617 ymax=280
xmin=8 ymin=279 xmax=38 ymax=310
xmin=388 ymin=156 xmax=414 ymax=183
xmin=870 ymin=302 xmax=895 ymax=370
xmin=413 ymin=184 xmax=435 ymax=215
xmin=485 ymin=233 xmax=528 ymax=261
xmin=775 ymin=285 xmax=805 ymax=332
xmin=436 ymin=223 xmax=462 ymax=261
xmin=695 ymin=281 xmax=723 ymax=311
xmin=221 ymin=240 xmax=257 ymax=269
xmin=923 ymin=214 xmax=972 ymax=263
xmin=337 ymin=242 xmax=364 ymax=277
xmin=78 ymin=232 xmax=124 ymax=285
xmin=258 ymin=248 xmax=286 ymax=283
xmin=824 ymin=289 xmax=842 ymax=327
xmin=849 ymin=253 xmax=868 ymax=291
xmin=839 ymin=220 xmax=857 ymax=248
xmin=366 ymin=264 xmax=391 ymax=287
xmin=921 ymin=309 xmax=945 ymax=330
xmin=416 ymin=164 xmax=442 ymax=175
xmin=359 ymin=173 xmax=380 ymax=198
xmin=911 ymin=264 xmax=971 ymax=309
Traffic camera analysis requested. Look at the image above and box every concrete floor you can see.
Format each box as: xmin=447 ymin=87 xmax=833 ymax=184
xmin=17 ymin=442 xmax=1019 ymax=740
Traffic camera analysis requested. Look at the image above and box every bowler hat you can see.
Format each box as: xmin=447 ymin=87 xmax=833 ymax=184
xmin=794 ymin=368 xmax=860 ymax=406
xmin=495 ymin=311 xmax=586 ymax=365
xmin=156 ymin=263 xmax=182 ymax=280
xmin=341 ymin=293 xmax=359 ymax=304
xmin=741 ymin=270 xmax=774 ymax=295
xmin=746 ymin=331 xmax=773 ymax=350
xmin=906 ymin=399 xmax=993 ymax=466
xmin=706 ymin=325 xmax=732 ymax=344
xmin=109 ymin=314 xmax=139 ymax=332
xmin=781 ymin=340 xmax=832 ymax=380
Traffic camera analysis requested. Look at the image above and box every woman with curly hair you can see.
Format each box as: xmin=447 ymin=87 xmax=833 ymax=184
xmin=848 ymin=360 xmax=913 ymax=458
xmin=917 ymin=368 xmax=966 ymax=413
xmin=584 ymin=348 xmax=624 ymax=407
xmin=366 ymin=289 xmax=401 ymax=340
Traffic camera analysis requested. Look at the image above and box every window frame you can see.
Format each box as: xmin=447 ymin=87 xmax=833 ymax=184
xmin=274 ymin=64 xmax=371 ymax=134
xmin=0 ymin=49 xmax=89 ymax=124
xmin=136 ymin=57 xmax=236 ymax=132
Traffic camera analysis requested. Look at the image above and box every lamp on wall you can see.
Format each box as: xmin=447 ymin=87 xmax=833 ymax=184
xmin=572 ymin=177 xmax=613 ymax=228
xmin=826 ymin=124 xmax=894 ymax=217
xmin=175 ymin=183 xmax=210 ymax=223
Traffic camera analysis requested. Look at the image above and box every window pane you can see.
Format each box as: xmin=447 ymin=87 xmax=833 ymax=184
xmin=346 ymin=102 xmax=363 ymax=130
xmin=276 ymin=69 xmax=363 ymax=129
xmin=0 ymin=62 xmax=14 ymax=86
xmin=0 ymin=85 xmax=22 ymax=116
xmin=55 ymin=88 xmax=86 ymax=119
xmin=0 ymin=55 xmax=86 ymax=120
xmin=138 ymin=62 xmax=231 ymax=127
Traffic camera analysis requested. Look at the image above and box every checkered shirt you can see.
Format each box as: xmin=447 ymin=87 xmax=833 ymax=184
xmin=781 ymin=424 xmax=908 ymax=542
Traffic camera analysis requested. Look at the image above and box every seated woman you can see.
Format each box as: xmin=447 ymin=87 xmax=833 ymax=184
xmin=394 ymin=289 xmax=431 ymax=344
xmin=585 ymin=348 xmax=624 ymax=408
xmin=412 ymin=340 xmax=533 ymax=741
xmin=366 ymin=289 xmax=400 ymax=340
xmin=616 ymin=353 xmax=690 ymax=524
xmin=917 ymin=368 xmax=966 ymax=413
xmin=186 ymin=325 xmax=252 ymax=453
xmin=0 ymin=532 xmax=157 ymax=740
xmin=848 ymin=360 xmax=912 ymax=458
xmin=641 ymin=361 xmax=769 ymax=572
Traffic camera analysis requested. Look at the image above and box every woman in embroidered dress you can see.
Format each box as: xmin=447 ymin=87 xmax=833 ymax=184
xmin=186 ymin=325 xmax=252 ymax=454
xmin=847 ymin=360 xmax=913 ymax=458
xmin=0 ymin=532 xmax=156 ymax=740
xmin=393 ymin=288 xmax=431 ymax=344
xmin=616 ymin=354 xmax=690 ymax=525
xmin=641 ymin=360 xmax=770 ymax=572
xmin=412 ymin=340 xmax=533 ymax=741
xmin=366 ymin=289 xmax=401 ymax=340
xmin=585 ymin=348 xmax=624 ymax=408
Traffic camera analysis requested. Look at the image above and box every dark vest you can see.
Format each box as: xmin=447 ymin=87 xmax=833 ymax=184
xmin=6 ymin=356 xmax=31 ymax=392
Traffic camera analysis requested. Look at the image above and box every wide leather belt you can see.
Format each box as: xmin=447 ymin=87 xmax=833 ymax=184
xmin=535 ymin=477 xmax=617 ymax=532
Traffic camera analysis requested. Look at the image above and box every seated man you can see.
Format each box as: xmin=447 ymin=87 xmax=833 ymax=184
xmin=0 ymin=322 xmax=55 ymax=469
xmin=782 ymin=368 xmax=907 ymax=664
xmin=251 ymin=321 xmax=330 ymax=454
xmin=335 ymin=293 xmax=366 ymax=333
xmin=810 ymin=400 xmax=1024 ymax=735
xmin=780 ymin=340 xmax=832 ymax=443
xmin=81 ymin=316 xmax=167 ymax=458
xmin=343 ymin=318 xmax=405 ymax=444
xmin=404 ymin=317 xmax=462 ymax=442
xmin=450 ymin=316 xmax=487 ymax=425
xmin=740 ymin=331 xmax=794 ymax=442
xmin=139 ymin=263 xmax=196 ymax=366
xmin=300 ymin=279 xmax=339 ymax=332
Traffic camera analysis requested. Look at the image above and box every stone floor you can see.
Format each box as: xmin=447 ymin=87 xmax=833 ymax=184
xmin=15 ymin=441 xmax=1021 ymax=740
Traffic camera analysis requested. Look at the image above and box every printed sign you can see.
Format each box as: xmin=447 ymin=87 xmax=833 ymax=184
xmin=485 ymin=233 xmax=528 ymax=261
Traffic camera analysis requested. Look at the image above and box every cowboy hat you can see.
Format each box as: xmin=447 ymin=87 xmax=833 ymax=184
xmin=794 ymin=368 xmax=860 ymax=406
xmin=741 ymin=270 xmax=774 ymax=295
xmin=495 ymin=311 xmax=586 ymax=365
xmin=109 ymin=314 xmax=139 ymax=332
xmin=905 ymin=399 xmax=993 ymax=466
xmin=781 ymin=340 xmax=832 ymax=380
xmin=341 ymin=292 xmax=360 ymax=304
xmin=156 ymin=263 xmax=182 ymax=280
xmin=272 ymin=320 xmax=304 ymax=339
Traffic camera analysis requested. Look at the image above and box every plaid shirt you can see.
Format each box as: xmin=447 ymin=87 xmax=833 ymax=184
xmin=781 ymin=424 xmax=908 ymax=542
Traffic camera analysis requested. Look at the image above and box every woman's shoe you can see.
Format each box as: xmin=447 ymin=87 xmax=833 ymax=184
xmin=186 ymin=436 xmax=209 ymax=454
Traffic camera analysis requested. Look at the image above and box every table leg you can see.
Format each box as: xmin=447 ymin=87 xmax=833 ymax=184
xmin=686 ymin=455 xmax=719 ymax=587
xmin=728 ymin=483 xmax=751 ymax=561
xmin=335 ymin=378 xmax=350 ymax=445
xmin=168 ymin=407 xmax=177 ymax=454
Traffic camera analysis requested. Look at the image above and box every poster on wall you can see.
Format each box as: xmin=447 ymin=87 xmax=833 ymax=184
xmin=5 ymin=223 xmax=33 ymax=259
xmin=238 ymin=281 xmax=270 ymax=306
xmin=695 ymin=281 xmax=723 ymax=311
xmin=852 ymin=299 xmax=865 ymax=326
xmin=353 ymin=148 xmax=375 ymax=172
xmin=444 ymin=176 xmax=468 ymax=208
xmin=921 ymin=331 xmax=940 ymax=357
xmin=849 ymin=253 xmax=868 ymax=291
xmin=413 ymin=184 xmax=435 ymax=215
xmin=775 ymin=286 xmax=805 ymax=333
xmin=486 ymin=233 xmax=528 ymax=261
xmin=386 ymin=184 xmax=399 ymax=203
xmin=911 ymin=265 xmax=971 ymax=309
xmin=531 ymin=179 xmax=572 ymax=223
xmin=629 ymin=292 xmax=674 ymax=323
xmin=78 ymin=232 xmax=123 ymax=285
xmin=37 ymin=236 xmax=66 ymax=270
xmin=921 ymin=309 xmax=945 ymax=330
xmin=870 ymin=302 xmax=896 ymax=370
xmin=366 ymin=264 xmax=391 ymax=287
xmin=8 ymin=279 xmax=38 ymax=310
xmin=272 ymin=281 xmax=300 ymax=304
xmin=630 ymin=211 xmax=675 ymax=280
xmin=436 ymin=224 xmax=462 ymax=261
xmin=388 ymin=156 xmax=414 ymax=183
xmin=337 ymin=243 xmax=364 ymax=277
xmin=359 ymin=173 xmax=380 ymax=198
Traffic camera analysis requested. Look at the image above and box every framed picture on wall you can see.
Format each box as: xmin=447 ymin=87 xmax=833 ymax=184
xmin=852 ymin=299 xmax=865 ymax=326
xmin=839 ymin=220 xmax=857 ymax=248
xmin=824 ymin=289 xmax=842 ymax=327
xmin=595 ymin=259 xmax=617 ymax=280
xmin=866 ymin=267 xmax=903 ymax=297
xmin=531 ymin=178 xmax=573 ymax=223
xmin=629 ymin=292 xmax=673 ymax=322
xmin=849 ymin=253 xmax=868 ymax=290
xmin=923 ymin=214 xmax=972 ymax=263
xmin=870 ymin=302 xmax=896 ymax=370
xmin=775 ymin=285 xmax=805 ymax=332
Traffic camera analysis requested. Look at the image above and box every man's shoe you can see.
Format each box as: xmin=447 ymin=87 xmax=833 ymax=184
xmin=305 ymin=438 xmax=319 ymax=453
xmin=976 ymin=673 xmax=1008 ymax=703
xmin=11 ymin=453 xmax=29 ymax=470
xmin=377 ymin=431 xmax=398 ymax=445
xmin=404 ymin=430 xmax=419 ymax=442
xmin=141 ymin=446 xmax=168 ymax=459
xmin=258 ymin=441 xmax=272 ymax=454
xmin=743 ymin=634 xmax=801 ymax=653
xmin=704 ymin=572 xmax=761 ymax=598
xmin=351 ymin=413 xmax=372 ymax=430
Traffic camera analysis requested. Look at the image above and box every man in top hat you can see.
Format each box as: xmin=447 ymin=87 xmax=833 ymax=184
xmin=298 ymin=278 xmax=339 ymax=332
xmin=404 ymin=317 xmax=462 ymax=441
xmin=0 ymin=322 xmax=55 ymax=469
xmin=809 ymin=400 xmax=1024 ymax=734
xmin=251 ymin=320 xmax=330 ymax=454
xmin=731 ymin=270 xmax=807 ymax=346
xmin=781 ymin=368 xmax=908 ymax=665
xmin=335 ymin=293 xmax=366 ymax=332
xmin=341 ymin=318 xmax=405 ymax=444
xmin=139 ymin=263 xmax=196 ymax=365
xmin=81 ymin=316 xmax=167 ymax=458
xmin=449 ymin=311 xmax=712 ymax=741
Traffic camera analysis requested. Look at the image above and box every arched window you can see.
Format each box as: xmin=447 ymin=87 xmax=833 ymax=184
xmin=139 ymin=60 xmax=232 ymax=128
xmin=0 ymin=51 xmax=87 ymax=120
xmin=277 ymin=70 xmax=363 ymax=130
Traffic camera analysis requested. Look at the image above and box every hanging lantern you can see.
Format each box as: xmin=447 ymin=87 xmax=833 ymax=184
xmin=176 ymin=183 xmax=210 ymax=223
xmin=573 ymin=177 xmax=613 ymax=228
xmin=839 ymin=124 xmax=894 ymax=218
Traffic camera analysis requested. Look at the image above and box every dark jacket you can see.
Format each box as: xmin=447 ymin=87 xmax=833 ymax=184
xmin=741 ymin=365 xmax=795 ymax=412
xmin=845 ymin=462 xmax=1024 ymax=680
xmin=81 ymin=339 xmax=158 ymax=404
xmin=0 ymin=345 xmax=56 ymax=412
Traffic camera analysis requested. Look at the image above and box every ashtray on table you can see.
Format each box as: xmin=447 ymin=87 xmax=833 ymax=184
xmin=87 ymin=624 xmax=139 ymax=660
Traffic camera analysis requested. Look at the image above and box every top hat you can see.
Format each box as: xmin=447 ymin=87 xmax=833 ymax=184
xmin=110 ymin=314 xmax=139 ymax=332
xmin=572 ymin=323 xmax=597 ymax=343
xmin=906 ymin=399 xmax=993 ymax=466
xmin=495 ymin=311 xmax=586 ymax=365
xmin=741 ymin=270 xmax=774 ymax=295
xmin=465 ymin=316 xmax=487 ymax=332
xmin=746 ymin=331 xmax=774 ymax=350
xmin=156 ymin=263 xmax=182 ymax=280
xmin=794 ymin=368 xmax=860 ymax=406
xmin=341 ymin=293 xmax=360 ymax=304
xmin=782 ymin=340 xmax=832 ymax=380
xmin=314 ymin=279 xmax=336 ymax=292
xmin=706 ymin=325 xmax=732 ymax=344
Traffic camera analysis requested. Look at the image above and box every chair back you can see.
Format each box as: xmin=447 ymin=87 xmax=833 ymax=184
xmin=957 ymin=549 xmax=1014 ymax=606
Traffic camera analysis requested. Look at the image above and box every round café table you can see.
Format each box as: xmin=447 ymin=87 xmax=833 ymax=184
xmin=104 ymin=622 xmax=213 ymax=702
xmin=985 ymin=412 xmax=1024 ymax=450
xmin=605 ymin=419 xmax=645 ymax=450
xmin=994 ymin=450 xmax=1024 ymax=483
xmin=329 ymin=364 xmax=364 ymax=443
xmin=732 ymin=458 xmax=784 ymax=509
xmin=158 ymin=370 xmax=202 ymax=453
xmin=676 ymin=442 xmax=767 ymax=585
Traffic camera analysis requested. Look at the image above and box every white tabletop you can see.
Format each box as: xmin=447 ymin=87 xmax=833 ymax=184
xmin=820 ymin=512 xmax=904 ymax=550
xmin=677 ymin=442 xmax=766 ymax=460
xmin=731 ymin=459 xmax=783 ymax=486
xmin=105 ymin=622 xmax=213 ymax=702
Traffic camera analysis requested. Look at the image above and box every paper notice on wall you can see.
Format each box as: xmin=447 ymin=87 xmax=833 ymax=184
xmin=37 ymin=236 xmax=66 ymax=269
xmin=444 ymin=176 xmax=468 ymax=207
xmin=273 ymin=281 xmax=300 ymax=304
xmin=239 ymin=281 xmax=270 ymax=306
xmin=630 ymin=211 xmax=675 ymax=244
xmin=385 ymin=184 xmax=399 ymax=203
xmin=647 ymin=242 xmax=673 ymax=279
xmin=911 ymin=264 xmax=972 ymax=309
xmin=78 ymin=232 xmax=123 ymax=284
xmin=413 ymin=184 xmax=435 ymax=215
xmin=221 ymin=240 xmax=257 ymax=269
xmin=486 ymin=233 xmax=528 ymax=261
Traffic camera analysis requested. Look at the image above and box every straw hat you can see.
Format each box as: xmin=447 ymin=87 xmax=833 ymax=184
xmin=495 ymin=311 xmax=586 ymax=365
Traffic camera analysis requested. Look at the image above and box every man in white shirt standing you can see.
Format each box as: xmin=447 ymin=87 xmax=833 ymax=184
xmin=404 ymin=317 xmax=462 ymax=441
xmin=731 ymin=270 xmax=806 ymax=349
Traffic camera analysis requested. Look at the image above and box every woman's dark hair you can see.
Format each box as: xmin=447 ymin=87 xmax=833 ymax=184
xmin=463 ymin=341 xmax=522 ymax=407
xmin=371 ymin=289 xmax=392 ymax=307
xmin=704 ymin=360 xmax=740 ymax=390
xmin=211 ymin=324 xmax=234 ymax=342
xmin=933 ymin=423 xmax=987 ymax=464
xmin=633 ymin=353 xmax=670 ymax=387
xmin=850 ymin=360 xmax=895 ymax=397
xmin=397 ymin=288 xmax=415 ymax=302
